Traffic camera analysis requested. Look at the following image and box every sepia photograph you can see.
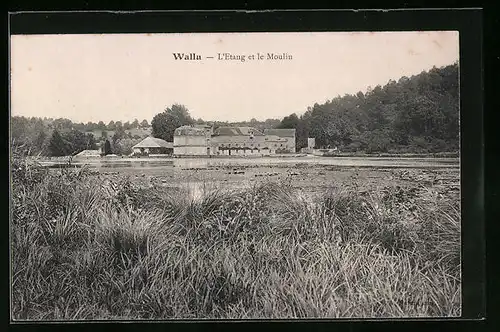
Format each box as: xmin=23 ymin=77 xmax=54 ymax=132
xmin=10 ymin=29 xmax=461 ymax=320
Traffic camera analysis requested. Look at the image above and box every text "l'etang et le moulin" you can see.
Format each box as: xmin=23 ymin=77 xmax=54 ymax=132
xmin=172 ymin=53 xmax=293 ymax=61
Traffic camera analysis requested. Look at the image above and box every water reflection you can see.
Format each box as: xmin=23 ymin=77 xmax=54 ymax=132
xmin=41 ymin=156 xmax=459 ymax=170
xmin=173 ymin=159 xmax=208 ymax=169
xmin=99 ymin=160 xmax=175 ymax=168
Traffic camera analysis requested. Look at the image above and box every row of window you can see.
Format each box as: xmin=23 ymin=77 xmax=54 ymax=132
xmin=219 ymin=143 xmax=285 ymax=147
xmin=216 ymin=149 xmax=275 ymax=155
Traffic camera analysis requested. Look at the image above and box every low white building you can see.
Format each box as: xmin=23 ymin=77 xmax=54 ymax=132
xmin=74 ymin=149 xmax=101 ymax=158
xmin=132 ymin=137 xmax=173 ymax=155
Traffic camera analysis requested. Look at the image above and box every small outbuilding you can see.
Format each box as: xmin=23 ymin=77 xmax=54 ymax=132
xmin=132 ymin=136 xmax=173 ymax=155
xmin=74 ymin=149 xmax=101 ymax=158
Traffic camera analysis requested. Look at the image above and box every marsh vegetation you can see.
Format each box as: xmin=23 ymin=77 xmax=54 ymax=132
xmin=11 ymin=151 xmax=460 ymax=320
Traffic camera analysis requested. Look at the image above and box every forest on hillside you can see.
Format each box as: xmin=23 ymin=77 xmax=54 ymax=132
xmin=276 ymin=63 xmax=459 ymax=153
xmin=11 ymin=63 xmax=459 ymax=156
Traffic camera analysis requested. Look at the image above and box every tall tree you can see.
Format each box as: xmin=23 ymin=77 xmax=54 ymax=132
xmin=61 ymin=130 xmax=95 ymax=155
xmin=11 ymin=116 xmax=50 ymax=155
xmin=86 ymin=133 xmax=97 ymax=150
xmin=112 ymin=125 xmax=127 ymax=144
xmin=48 ymin=130 xmax=68 ymax=156
xmin=34 ymin=130 xmax=48 ymax=155
xmin=103 ymin=139 xmax=112 ymax=155
xmin=151 ymin=104 xmax=195 ymax=141
xmin=10 ymin=116 xmax=29 ymax=145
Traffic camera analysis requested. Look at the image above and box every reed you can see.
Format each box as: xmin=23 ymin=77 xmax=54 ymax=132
xmin=11 ymin=153 xmax=461 ymax=320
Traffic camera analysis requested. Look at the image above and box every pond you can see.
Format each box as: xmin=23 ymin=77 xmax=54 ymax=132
xmin=39 ymin=156 xmax=459 ymax=170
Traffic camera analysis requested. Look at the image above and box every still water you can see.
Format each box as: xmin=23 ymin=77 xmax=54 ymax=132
xmin=39 ymin=156 xmax=459 ymax=201
xmin=40 ymin=156 xmax=459 ymax=170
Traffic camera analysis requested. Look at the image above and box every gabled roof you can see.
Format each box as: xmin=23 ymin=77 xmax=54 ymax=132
xmin=132 ymin=136 xmax=173 ymax=149
xmin=75 ymin=149 xmax=100 ymax=157
xmin=263 ymin=128 xmax=296 ymax=138
xmin=214 ymin=126 xmax=264 ymax=136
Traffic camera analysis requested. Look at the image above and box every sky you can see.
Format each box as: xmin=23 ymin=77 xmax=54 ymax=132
xmin=10 ymin=31 xmax=459 ymax=123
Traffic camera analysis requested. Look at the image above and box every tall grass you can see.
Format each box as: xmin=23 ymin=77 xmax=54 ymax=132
xmin=10 ymin=153 xmax=461 ymax=320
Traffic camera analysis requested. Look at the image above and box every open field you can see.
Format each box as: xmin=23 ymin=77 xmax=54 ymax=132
xmin=11 ymin=155 xmax=461 ymax=319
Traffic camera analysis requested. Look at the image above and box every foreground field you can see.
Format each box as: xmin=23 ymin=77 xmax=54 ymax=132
xmin=11 ymin=155 xmax=461 ymax=319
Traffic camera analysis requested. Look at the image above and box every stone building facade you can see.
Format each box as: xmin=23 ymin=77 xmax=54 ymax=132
xmin=263 ymin=129 xmax=296 ymax=153
xmin=173 ymin=126 xmax=210 ymax=156
xmin=173 ymin=125 xmax=296 ymax=157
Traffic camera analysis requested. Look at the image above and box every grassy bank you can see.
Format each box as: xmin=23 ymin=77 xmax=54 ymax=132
xmin=11 ymin=153 xmax=461 ymax=320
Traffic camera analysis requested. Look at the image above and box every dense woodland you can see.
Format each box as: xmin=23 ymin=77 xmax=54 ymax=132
xmin=279 ymin=63 xmax=460 ymax=153
xmin=11 ymin=63 xmax=459 ymax=156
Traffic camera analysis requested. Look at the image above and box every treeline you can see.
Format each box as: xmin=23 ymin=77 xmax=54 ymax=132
xmin=10 ymin=116 xmax=148 ymax=156
xmin=276 ymin=63 xmax=459 ymax=153
xmin=30 ymin=117 xmax=150 ymax=132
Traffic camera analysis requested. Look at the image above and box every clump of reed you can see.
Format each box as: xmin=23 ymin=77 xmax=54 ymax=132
xmin=10 ymin=152 xmax=461 ymax=320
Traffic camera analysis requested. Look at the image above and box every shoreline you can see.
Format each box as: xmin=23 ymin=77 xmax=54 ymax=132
xmin=30 ymin=152 xmax=460 ymax=163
